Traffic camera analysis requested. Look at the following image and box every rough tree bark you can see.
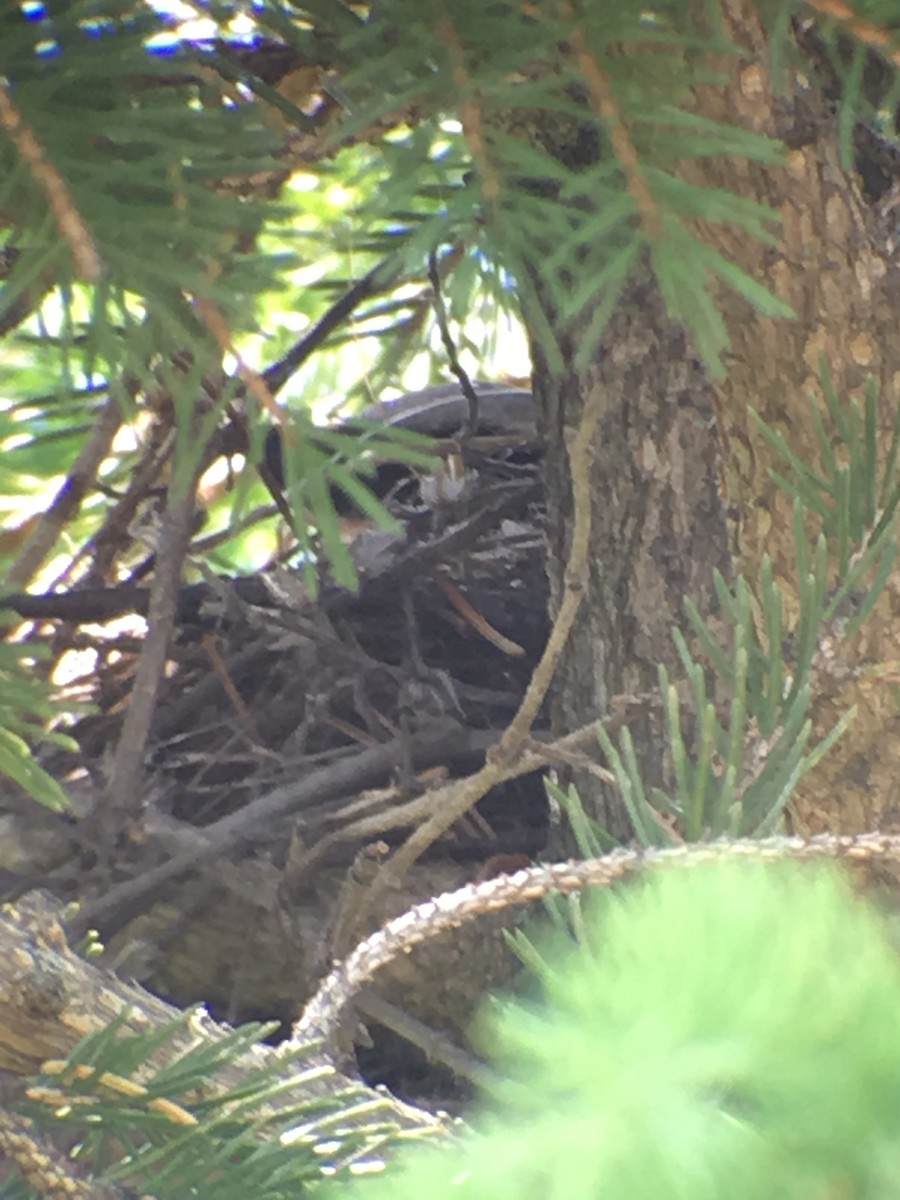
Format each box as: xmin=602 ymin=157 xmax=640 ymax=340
xmin=530 ymin=2 xmax=900 ymax=843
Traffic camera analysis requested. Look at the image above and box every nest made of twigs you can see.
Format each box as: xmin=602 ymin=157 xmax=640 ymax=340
xmin=2 ymin=454 xmax=552 ymax=1101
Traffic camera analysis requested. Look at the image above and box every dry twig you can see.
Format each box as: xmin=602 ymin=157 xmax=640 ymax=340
xmin=339 ymin=384 xmax=606 ymax=938
xmin=95 ymin=477 xmax=201 ymax=855
xmin=5 ymin=397 xmax=123 ymax=591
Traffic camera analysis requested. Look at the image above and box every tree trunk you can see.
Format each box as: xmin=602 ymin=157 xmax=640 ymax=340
xmin=532 ymin=280 xmax=731 ymax=842
xmin=528 ymin=1 xmax=900 ymax=843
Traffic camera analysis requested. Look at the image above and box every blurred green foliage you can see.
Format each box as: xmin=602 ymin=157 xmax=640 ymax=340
xmin=339 ymin=860 xmax=900 ymax=1200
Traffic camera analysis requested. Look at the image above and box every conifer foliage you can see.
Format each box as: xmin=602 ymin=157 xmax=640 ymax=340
xmin=1 ymin=2 xmax=898 ymax=808
xmin=340 ymin=861 xmax=900 ymax=1200
xmin=3 ymin=2 xmax=900 ymax=1197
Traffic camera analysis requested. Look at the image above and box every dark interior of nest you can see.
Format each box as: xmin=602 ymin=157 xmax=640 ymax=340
xmin=13 ymin=452 xmax=553 ymax=1107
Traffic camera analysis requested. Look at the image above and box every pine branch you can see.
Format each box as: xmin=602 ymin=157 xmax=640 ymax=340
xmin=0 ymin=79 xmax=100 ymax=281
xmin=292 ymin=830 xmax=900 ymax=1054
xmin=0 ymin=892 xmax=444 ymax=1150
xmin=562 ymin=10 xmax=662 ymax=240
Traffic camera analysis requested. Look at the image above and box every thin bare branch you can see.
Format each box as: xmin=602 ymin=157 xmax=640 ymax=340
xmin=5 ymin=396 xmax=123 ymax=590
xmin=428 ymin=247 xmax=481 ymax=438
xmin=96 ymin=476 xmax=200 ymax=854
xmin=355 ymin=988 xmax=485 ymax=1087
xmin=65 ymin=719 xmax=479 ymax=940
xmin=343 ymin=384 xmax=606 ymax=928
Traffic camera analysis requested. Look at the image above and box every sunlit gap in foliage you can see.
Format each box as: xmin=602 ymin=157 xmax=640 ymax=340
xmin=144 ymin=0 xmax=256 ymax=49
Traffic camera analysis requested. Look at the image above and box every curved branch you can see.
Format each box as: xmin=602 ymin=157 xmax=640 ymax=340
xmin=293 ymin=830 xmax=900 ymax=1051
